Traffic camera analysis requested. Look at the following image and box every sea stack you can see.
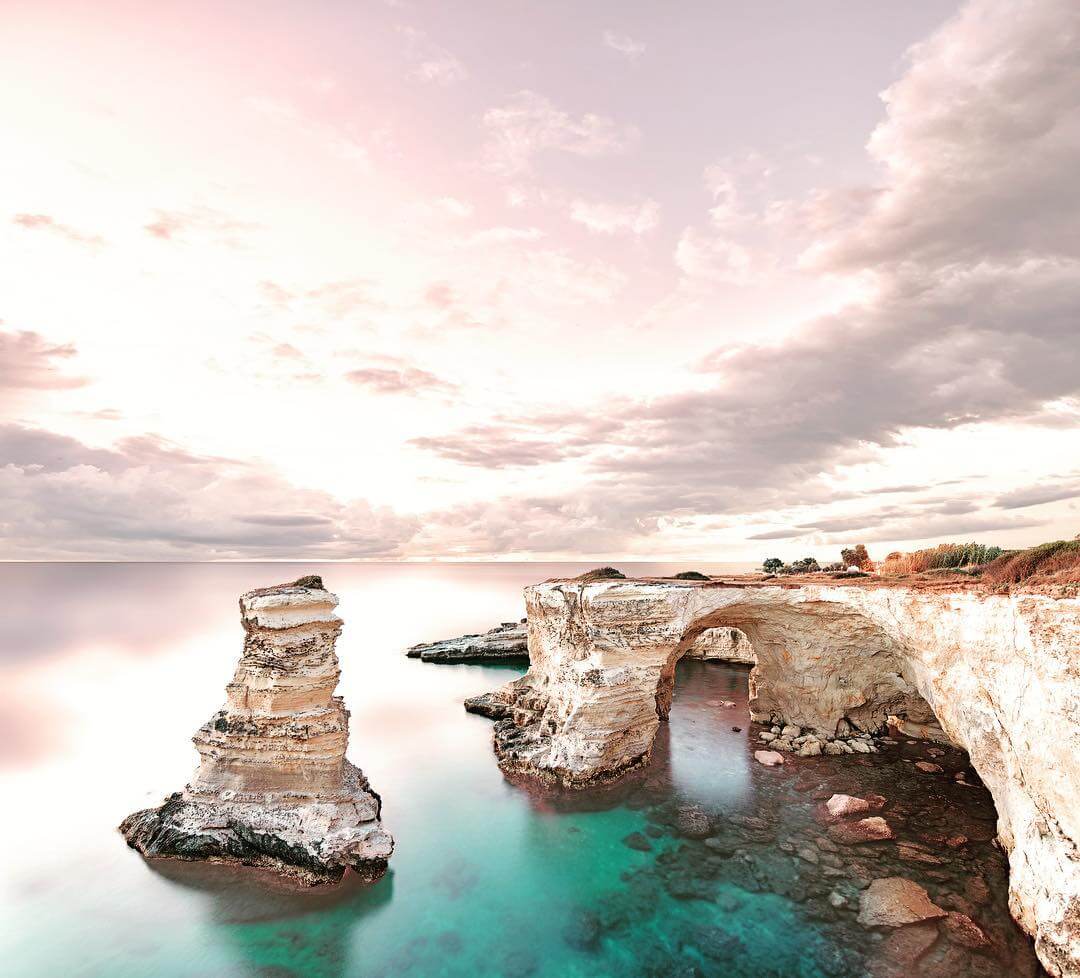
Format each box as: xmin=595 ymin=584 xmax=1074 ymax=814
xmin=119 ymin=575 xmax=393 ymax=884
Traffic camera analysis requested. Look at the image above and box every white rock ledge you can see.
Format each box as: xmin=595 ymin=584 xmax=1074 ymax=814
xmin=471 ymin=576 xmax=1080 ymax=978
xmin=120 ymin=575 xmax=393 ymax=885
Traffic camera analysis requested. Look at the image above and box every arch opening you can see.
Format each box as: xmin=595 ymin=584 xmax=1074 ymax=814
xmin=656 ymin=601 xmax=950 ymax=746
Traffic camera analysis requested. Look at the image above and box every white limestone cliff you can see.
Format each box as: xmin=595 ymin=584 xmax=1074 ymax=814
xmin=120 ymin=575 xmax=393 ymax=884
xmin=473 ymin=576 xmax=1080 ymax=977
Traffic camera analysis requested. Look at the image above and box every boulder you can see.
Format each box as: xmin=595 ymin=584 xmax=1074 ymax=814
xmin=828 ymin=816 xmax=893 ymax=844
xmin=754 ymin=750 xmax=785 ymax=767
xmin=826 ymin=793 xmax=885 ymax=819
xmin=857 ymin=877 xmax=947 ymax=928
xmin=676 ymin=806 xmax=712 ymax=839
xmin=943 ymin=912 xmax=990 ymax=949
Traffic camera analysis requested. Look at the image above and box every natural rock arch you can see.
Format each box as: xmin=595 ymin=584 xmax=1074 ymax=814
xmin=476 ymin=577 xmax=1080 ymax=978
xmin=656 ymin=602 xmax=943 ymax=742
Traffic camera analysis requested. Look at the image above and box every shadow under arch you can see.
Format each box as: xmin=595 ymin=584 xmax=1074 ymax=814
xmin=655 ymin=598 xmax=947 ymax=742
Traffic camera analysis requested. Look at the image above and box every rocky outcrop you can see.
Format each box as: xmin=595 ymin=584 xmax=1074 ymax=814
xmin=120 ymin=576 xmax=393 ymax=884
xmin=422 ymin=620 xmax=752 ymax=665
xmin=683 ymin=626 xmax=755 ymax=664
xmin=472 ymin=576 xmax=1080 ymax=977
xmin=408 ymin=619 xmax=528 ymax=662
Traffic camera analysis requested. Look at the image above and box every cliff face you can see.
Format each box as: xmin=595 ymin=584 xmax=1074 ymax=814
xmin=120 ymin=576 xmax=393 ymax=884
xmin=683 ymin=626 xmax=755 ymax=664
xmin=413 ymin=620 xmax=752 ymax=664
xmin=476 ymin=578 xmax=1079 ymax=978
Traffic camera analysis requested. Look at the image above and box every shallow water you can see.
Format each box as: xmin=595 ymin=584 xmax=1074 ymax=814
xmin=0 ymin=563 xmax=1046 ymax=977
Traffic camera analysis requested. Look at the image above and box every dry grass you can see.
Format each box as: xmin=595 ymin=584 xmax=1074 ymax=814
xmin=983 ymin=539 xmax=1080 ymax=585
xmin=879 ymin=543 xmax=1003 ymax=577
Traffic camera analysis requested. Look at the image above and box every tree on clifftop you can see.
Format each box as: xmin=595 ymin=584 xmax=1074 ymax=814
xmin=840 ymin=544 xmax=874 ymax=571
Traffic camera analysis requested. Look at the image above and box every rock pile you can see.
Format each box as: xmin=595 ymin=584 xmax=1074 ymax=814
xmin=120 ymin=576 xmax=393 ymax=884
xmin=756 ymin=722 xmax=882 ymax=756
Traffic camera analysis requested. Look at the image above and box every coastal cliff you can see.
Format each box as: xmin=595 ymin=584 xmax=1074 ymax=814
xmin=120 ymin=576 xmax=393 ymax=884
xmin=471 ymin=576 xmax=1080 ymax=977
xmin=412 ymin=619 xmax=752 ymax=664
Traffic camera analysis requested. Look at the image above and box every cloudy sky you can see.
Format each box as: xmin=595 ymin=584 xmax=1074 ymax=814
xmin=2 ymin=0 xmax=1078 ymax=560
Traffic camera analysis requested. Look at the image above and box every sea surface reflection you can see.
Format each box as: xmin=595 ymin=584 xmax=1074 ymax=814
xmin=0 ymin=563 xmax=1046 ymax=977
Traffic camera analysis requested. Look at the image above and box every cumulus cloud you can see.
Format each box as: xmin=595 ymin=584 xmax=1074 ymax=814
xmin=994 ymin=479 xmax=1080 ymax=510
xmin=602 ymin=30 xmax=646 ymax=60
xmin=0 ymin=329 xmax=86 ymax=406
xmin=0 ymin=423 xmax=417 ymax=559
xmin=144 ymin=206 xmax=257 ymax=244
xmin=399 ymin=26 xmax=468 ymax=85
xmin=482 ymin=91 xmax=639 ymax=175
xmin=570 ymin=197 xmax=659 ymax=235
xmin=674 ymin=228 xmax=754 ymax=282
xmin=13 ymin=213 xmax=104 ymax=248
xmin=346 ymin=363 xmax=457 ymax=395
xmin=805 ymin=0 xmax=1080 ymax=272
xmin=411 ymin=0 xmax=1080 ymax=552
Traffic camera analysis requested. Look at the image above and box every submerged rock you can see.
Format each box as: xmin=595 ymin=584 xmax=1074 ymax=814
xmin=119 ymin=577 xmax=393 ymax=884
xmin=943 ymin=911 xmax=990 ymax=949
xmin=468 ymin=574 xmax=1080 ymax=974
xmin=755 ymin=750 xmax=785 ymax=767
xmin=826 ymin=793 xmax=885 ymax=818
xmin=623 ymin=832 xmax=653 ymax=852
xmin=857 ymin=877 xmax=947 ymax=927
xmin=676 ymin=805 xmax=712 ymax=839
xmin=828 ymin=816 xmax=894 ymax=844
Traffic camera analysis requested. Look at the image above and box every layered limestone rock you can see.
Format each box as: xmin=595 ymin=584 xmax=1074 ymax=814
xmin=683 ymin=625 xmax=755 ymax=664
xmin=408 ymin=619 xmax=528 ymax=662
xmin=473 ymin=577 xmax=1080 ymax=977
xmin=424 ymin=620 xmax=753 ymax=664
xmin=120 ymin=576 xmax=393 ymax=884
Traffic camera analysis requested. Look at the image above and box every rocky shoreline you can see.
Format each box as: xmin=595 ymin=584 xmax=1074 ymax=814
xmin=539 ymin=659 xmax=1046 ymax=978
xmin=407 ymin=619 xmax=528 ymax=662
xmin=120 ymin=576 xmax=393 ymax=885
xmin=467 ymin=575 xmax=1079 ymax=977
xmin=412 ymin=619 xmax=754 ymax=665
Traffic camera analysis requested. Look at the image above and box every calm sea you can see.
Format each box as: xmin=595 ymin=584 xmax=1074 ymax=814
xmin=0 ymin=563 xmax=1043 ymax=977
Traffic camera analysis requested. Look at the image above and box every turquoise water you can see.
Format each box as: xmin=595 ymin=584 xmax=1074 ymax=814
xmin=0 ymin=564 xmax=1044 ymax=977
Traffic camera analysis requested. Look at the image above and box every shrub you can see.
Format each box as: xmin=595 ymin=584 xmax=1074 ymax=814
xmin=574 ymin=566 xmax=626 ymax=582
xmin=762 ymin=558 xmax=784 ymax=573
xmin=673 ymin=571 xmax=710 ymax=580
xmin=788 ymin=557 xmax=821 ymax=574
xmin=840 ymin=544 xmax=874 ymax=572
xmin=983 ymin=539 xmax=1080 ymax=585
xmin=879 ymin=543 xmax=1004 ymax=577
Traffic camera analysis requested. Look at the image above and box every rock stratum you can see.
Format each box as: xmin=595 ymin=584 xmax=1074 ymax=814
xmin=472 ymin=576 xmax=1080 ymax=977
xmin=407 ymin=619 xmax=529 ymax=662
xmin=120 ymin=576 xmax=393 ymax=884
xmin=414 ymin=618 xmax=753 ymax=664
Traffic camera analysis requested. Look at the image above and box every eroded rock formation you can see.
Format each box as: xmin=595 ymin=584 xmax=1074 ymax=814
xmin=472 ymin=576 xmax=1080 ymax=977
xmin=422 ymin=620 xmax=753 ymax=664
xmin=683 ymin=625 xmax=755 ymax=664
xmin=408 ymin=619 xmax=528 ymax=662
xmin=120 ymin=576 xmax=393 ymax=884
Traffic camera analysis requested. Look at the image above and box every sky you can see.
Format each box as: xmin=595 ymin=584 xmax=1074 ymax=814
xmin=1 ymin=0 xmax=1079 ymax=561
